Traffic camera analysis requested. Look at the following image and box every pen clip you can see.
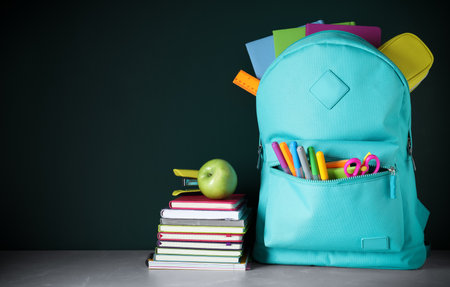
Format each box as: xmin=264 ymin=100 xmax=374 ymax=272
xmin=182 ymin=178 xmax=198 ymax=187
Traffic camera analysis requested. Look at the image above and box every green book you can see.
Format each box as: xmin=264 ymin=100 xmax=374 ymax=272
xmin=148 ymin=251 xmax=250 ymax=270
xmin=273 ymin=21 xmax=356 ymax=57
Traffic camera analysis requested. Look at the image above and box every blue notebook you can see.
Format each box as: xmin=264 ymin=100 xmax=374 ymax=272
xmin=245 ymin=20 xmax=323 ymax=79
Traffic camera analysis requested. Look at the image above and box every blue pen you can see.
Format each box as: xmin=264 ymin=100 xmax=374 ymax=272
xmin=290 ymin=142 xmax=304 ymax=178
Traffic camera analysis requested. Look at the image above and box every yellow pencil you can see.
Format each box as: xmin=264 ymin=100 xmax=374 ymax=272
xmin=316 ymin=151 xmax=329 ymax=180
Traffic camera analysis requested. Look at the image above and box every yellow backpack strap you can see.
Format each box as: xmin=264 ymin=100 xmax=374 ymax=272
xmin=233 ymin=70 xmax=260 ymax=96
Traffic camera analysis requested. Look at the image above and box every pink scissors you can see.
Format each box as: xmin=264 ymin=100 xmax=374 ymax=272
xmin=344 ymin=154 xmax=380 ymax=177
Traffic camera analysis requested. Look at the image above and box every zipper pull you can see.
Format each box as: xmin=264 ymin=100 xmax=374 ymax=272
xmin=408 ymin=135 xmax=417 ymax=171
xmin=256 ymin=144 xmax=263 ymax=170
xmin=388 ymin=167 xmax=396 ymax=199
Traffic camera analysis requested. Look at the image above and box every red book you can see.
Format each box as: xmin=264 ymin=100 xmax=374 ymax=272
xmin=169 ymin=194 xmax=246 ymax=210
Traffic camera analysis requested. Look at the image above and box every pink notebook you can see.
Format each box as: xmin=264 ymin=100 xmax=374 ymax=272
xmin=305 ymin=24 xmax=381 ymax=47
xmin=169 ymin=194 xmax=246 ymax=210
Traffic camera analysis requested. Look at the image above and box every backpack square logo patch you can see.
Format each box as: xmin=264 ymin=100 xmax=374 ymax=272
xmin=309 ymin=70 xmax=349 ymax=110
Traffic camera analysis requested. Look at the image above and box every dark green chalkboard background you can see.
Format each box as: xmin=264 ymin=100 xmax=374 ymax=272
xmin=2 ymin=1 xmax=448 ymax=249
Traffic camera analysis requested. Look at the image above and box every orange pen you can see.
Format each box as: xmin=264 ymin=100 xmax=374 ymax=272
xmin=279 ymin=142 xmax=297 ymax=177
xmin=326 ymin=160 xmax=349 ymax=168
xmin=325 ymin=153 xmax=372 ymax=172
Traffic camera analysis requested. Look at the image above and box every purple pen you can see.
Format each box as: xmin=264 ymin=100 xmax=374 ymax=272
xmin=272 ymin=142 xmax=291 ymax=174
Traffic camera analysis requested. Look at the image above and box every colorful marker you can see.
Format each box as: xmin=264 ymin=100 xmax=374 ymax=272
xmin=272 ymin=142 xmax=291 ymax=174
xmin=297 ymin=146 xmax=312 ymax=180
xmin=280 ymin=142 xmax=297 ymax=177
xmin=316 ymin=151 xmax=329 ymax=181
xmin=308 ymin=146 xmax=320 ymax=180
xmin=290 ymin=142 xmax=303 ymax=178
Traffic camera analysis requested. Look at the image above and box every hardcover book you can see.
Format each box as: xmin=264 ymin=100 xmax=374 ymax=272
xmin=169 ymin=194 xmax=245 ymax=210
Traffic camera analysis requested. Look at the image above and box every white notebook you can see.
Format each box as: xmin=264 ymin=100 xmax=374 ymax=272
xmin=157 ymin=232 xmax=244 ymax=242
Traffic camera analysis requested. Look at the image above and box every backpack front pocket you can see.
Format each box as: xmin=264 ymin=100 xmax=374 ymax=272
xmin=263 ymin=165 xmax=404 ymax=252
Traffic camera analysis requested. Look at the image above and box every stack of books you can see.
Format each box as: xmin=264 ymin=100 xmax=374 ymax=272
xmin=148 ymin=194 xmax=251 ymax=271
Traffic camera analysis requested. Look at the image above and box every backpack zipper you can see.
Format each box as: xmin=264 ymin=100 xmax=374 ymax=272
xmin=273 ymin=164 xmax=396 ymax=182
xmin=272 ymin=165 xmax=397 ymax=199
xmin=407 ymin=134 xmax=417 ymax=171
xmin=388 ymin=166 xmax=397 ymax=199
xmin=257 ymin=143 xmax=263 ymax=170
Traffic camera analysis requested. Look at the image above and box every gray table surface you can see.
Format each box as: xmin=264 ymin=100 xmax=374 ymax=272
xmin=1 ymin=250 xmax=449 ymax=287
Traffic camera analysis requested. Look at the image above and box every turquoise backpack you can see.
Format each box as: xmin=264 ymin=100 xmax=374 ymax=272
xmin=253 ymin=31 xmax=430 ymax=269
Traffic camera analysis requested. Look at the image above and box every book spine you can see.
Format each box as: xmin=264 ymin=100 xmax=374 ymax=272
xmin=161 ymin=210 xmax=241 ymax=220
xmin=160 ymin=226 xmax=244 ymax=234
xmin=160 ymin=218 xmax=246 ymax=227
xmin=157 ymin=233 xmax=243 ymax=243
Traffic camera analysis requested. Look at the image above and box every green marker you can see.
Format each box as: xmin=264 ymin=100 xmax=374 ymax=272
xmin=308 ymin=146 xmax=320 ymax=180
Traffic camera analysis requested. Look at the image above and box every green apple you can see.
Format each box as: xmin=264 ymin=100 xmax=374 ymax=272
xmin=197 ymin=159 xmax=238 ymax=199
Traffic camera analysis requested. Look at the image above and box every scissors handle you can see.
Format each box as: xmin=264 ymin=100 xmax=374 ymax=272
xmin=344 ymin=159 xmax=361 ymax=177
xmin=361 ymin=154 xmax=380 ymax=175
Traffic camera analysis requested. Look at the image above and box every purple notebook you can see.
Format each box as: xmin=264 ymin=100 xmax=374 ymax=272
xmin=305 ymin=24 xmax=381 ymax=47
